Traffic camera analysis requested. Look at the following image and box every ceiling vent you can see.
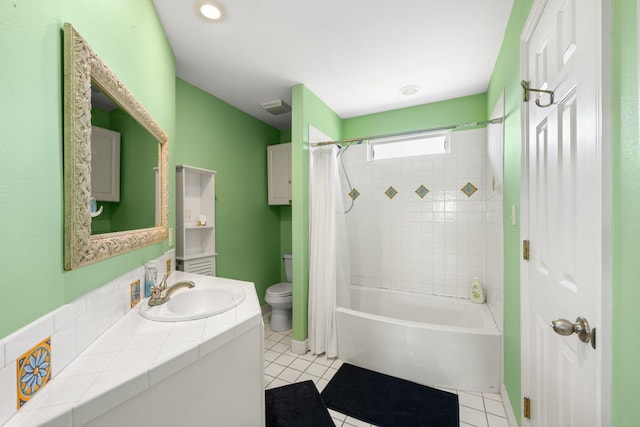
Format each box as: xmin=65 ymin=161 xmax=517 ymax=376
xmin=260 ymin=99 xmax=291 ymax=115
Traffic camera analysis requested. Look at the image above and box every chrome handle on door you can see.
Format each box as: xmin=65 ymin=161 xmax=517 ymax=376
xmin=550 ymin=317 xmax=594 ymax=348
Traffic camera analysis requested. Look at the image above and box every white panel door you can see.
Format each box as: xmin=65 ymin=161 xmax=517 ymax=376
xmin=523 ymin=0 xmax=603 ymax=426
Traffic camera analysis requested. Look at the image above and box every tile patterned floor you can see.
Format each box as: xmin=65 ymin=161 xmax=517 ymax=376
xmin=263 ymin=319 xmax=511 ymax=427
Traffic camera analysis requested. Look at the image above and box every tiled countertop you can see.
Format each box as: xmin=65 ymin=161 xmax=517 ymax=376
xmin=6 ymin=273 xmax=262 ymax=427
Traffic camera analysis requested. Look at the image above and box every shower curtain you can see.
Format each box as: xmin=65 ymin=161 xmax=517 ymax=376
xmin=308 ymin=145 xmax=351 ymax=358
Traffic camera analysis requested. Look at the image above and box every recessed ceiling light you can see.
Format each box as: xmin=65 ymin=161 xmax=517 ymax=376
xmin=400 ymin=85 xmax=421 ymax=96
xmin=200 ymin=3 xmax=222 ymax=20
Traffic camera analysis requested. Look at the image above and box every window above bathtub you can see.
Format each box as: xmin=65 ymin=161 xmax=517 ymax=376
xmin=367 ymin=130 xmax=450 ymax=161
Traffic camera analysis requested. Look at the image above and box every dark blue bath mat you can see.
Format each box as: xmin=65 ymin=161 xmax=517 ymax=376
xmin=321 ymin=363 xmax=459 ymax=427
xmin=265 ymin=380 xmax=334 ymax=427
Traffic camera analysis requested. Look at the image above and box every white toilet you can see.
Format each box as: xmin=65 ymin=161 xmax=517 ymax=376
xmin=265 ymin=254 xmax=293 ymax=332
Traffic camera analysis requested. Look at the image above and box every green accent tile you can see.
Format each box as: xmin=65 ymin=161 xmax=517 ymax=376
xmin=385 ymin=186 xmax=398 ymax=199
xmin=461 ymin=182 xmax=478 ymax=197
xmin=415 ymin=185 xmax=430 ymax=199
xmin=348 ymin=188 xmax=360 ymax=200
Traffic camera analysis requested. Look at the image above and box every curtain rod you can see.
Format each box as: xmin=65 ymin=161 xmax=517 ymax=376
xmin=310 ymin=117 xmax=505 ymax=147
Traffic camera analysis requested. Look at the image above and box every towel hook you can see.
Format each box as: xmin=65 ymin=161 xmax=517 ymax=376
xmin=521 ymin=80 xmax=554 ymax=108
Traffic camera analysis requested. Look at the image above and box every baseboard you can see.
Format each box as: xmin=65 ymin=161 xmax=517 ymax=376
xmin=501 ymin=383 xmax=519 ymax=427
xmin=291 ymin=338 xmax=308 ymax=355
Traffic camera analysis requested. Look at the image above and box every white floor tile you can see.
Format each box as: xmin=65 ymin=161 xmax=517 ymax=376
xmin=299 ymin=352 xmax=318 ymax=361
xmin=483 ymin=392 xmax=502 ymax=402
xmin=322 ymin=366 xmax=338 ymax=380
xmin=331 ymin=359 xmax=344 ymax=369
xmin=264 ymin=363 xmax=286 ymax=377
xmin=277 ymin=367 xmax=302 ymax=383
xmin=314 ymin=355 xmax=335 ymax=366
xmin=266 ymin=378 xmax=289 ymax=389
xmin=484 ymin=397 xmax=506 ymax=417
xmin=459 ymin=391 xmax=486 ymax=411
xmin=316 ymin=378 xmax=329 ymax=392
xmin=269 ymin=332 xmax=287 ymax=342
xmin=271 ymin=342 xmax=290 ymax=353
xmin=344 ymin=416 xmax=371 ymax=427
xmin=274 ymin=353 xmax=296 ymax=367
xmin=459 ymin=405 xmax=489 ymax=427
xmin=264 ymin=375 xmax=274 ymax=387
xmin=289 ymin=358 xmax=312 ymax=372
xmin=328 ymin=409 xmax=346 ymax=421
xmin=263 ymin=349 xmax=280 ymax=362
xmin=305 ymin=363 xmax=329 ymax=378
xmin=487 ymin=413 xmax=510 ymax=427
xmin=263 ymin=339 xmax=279 ymax=350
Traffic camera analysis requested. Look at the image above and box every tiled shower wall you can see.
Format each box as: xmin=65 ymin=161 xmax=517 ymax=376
xmin=339 ymin=128 xmax=502 ymax=301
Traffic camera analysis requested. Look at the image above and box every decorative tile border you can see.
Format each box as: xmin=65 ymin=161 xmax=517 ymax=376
xmin=415 ymin=185 xmax=430 ymax=199
xmin=461 ymin=182 xmax=478 ymax=197
xmin=16 ymin=337 xmax=51 ymax=409
xmin=385 ymin=186 xmax=398 ymax=199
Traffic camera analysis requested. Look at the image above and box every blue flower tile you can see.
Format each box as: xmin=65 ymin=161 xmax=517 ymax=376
xmin=17 ymin=337 xmax=51 ymax=409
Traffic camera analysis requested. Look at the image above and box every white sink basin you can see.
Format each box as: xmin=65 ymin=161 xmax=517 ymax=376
xmin=139 ymin=282 xmax=246 ymax=322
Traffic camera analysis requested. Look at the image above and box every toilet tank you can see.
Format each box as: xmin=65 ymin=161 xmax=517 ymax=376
xmin=283 ymin=254 xmax=292 ymax=282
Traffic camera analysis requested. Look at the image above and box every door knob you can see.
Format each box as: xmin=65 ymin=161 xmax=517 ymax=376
xmin=550 ymin=316 xmax=595 ymax=348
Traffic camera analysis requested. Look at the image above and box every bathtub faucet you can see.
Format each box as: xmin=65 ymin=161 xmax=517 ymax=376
xmin=148 ymin=273 xmax=195 ymax=306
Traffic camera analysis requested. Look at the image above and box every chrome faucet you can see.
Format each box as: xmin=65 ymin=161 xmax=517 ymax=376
xmin=148 ymin=273 xmax=195 ymax=306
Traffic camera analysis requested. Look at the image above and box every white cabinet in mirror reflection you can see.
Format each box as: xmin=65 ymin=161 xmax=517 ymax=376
xmin=176 ymin=165 xmax=217 ymax=276
xmin=267 ymin=142 xmax=292 ymax=205
xmin=91 ymin=125 xmax=121 ymax=202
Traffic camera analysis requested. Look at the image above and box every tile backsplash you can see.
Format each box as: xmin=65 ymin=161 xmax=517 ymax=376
xmin=339 ymin=128 xmax=500 ymax=300
xmin=0 ymin=250 xmax=175 ymax=425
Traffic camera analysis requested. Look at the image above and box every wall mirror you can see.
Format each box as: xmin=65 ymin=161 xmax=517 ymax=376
xmin=63 ymin=23 xmax=168 ymax=270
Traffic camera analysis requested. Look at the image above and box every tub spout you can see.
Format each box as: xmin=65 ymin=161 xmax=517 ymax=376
xmin=148 ymin=278 xmax=195 ymax=306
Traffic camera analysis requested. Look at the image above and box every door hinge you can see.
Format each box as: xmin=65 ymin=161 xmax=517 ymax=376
xmin=524 ymin=397 xmax=531 ymax=419
xmin=523 ymin=240 xmax=530 ymax=261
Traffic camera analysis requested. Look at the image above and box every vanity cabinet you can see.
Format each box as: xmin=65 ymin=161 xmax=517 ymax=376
xmin=267 ymin=142 xmax=292 ymax=205
xmin=176 ymin=165 xmax=217 ymax=275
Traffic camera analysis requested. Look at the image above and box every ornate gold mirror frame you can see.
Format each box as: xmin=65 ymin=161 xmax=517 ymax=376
xmin=63 ymin=23 xmax=168 ymax=270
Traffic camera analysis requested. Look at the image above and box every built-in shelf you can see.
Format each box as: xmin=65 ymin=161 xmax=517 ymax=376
xmin=176 ymin=165 xmax=217 ymax=276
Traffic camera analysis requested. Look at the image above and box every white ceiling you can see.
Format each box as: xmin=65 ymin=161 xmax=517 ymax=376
xmin=152 ymin=0 xmax=514 ymax=130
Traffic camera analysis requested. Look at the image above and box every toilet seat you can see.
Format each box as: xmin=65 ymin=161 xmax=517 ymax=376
xmin=266 ymin=282 xmax=292 ymax=298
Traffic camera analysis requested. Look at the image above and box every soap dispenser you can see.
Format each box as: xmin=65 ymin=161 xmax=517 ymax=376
xmin=470 ymin=277 xmax=485 ymax=304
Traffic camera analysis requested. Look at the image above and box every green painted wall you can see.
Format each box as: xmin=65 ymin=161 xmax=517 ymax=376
xmin=342 ymin=93 xmax=487 ymax=138
xmin=108 ymin=108 xmax=158 ymax=232
xmin=90 ymin=107 xmax=158 ymax=234
xmin=174 ymin=79 xmax=282 ymax=304
xmin=290 ymin=84 xmax=342 ymax=342
xmin=278 ymin=206 xmax=292 ymax=281
xmin=0 ymin=0 xmax=175 ymax=339
xmin=485 ymin=0 xmax=532 ymax=422
xmin=611 ymin=0 xmax=640 ymax=425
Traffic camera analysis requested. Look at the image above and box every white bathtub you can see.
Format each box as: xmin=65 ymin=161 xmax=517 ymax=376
xmin=336 ymin=285 xmax=501 ymax=392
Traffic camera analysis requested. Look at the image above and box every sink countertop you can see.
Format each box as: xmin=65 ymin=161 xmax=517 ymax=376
xmin=6 ymin=273 xmax=263 ymax=427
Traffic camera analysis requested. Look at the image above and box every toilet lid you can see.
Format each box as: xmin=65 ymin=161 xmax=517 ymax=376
xmin=266 ymin=282 xmax=292 ymax=297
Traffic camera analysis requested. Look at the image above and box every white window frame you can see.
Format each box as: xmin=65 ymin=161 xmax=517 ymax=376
xmin=367 ymin=130 xmax=450 ymax=161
